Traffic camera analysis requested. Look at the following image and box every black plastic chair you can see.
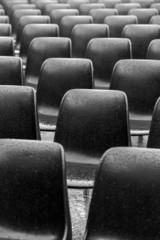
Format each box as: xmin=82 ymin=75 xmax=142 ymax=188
xmin=86 ymin=38 xmax=132 ymax=89
xmin=0 ymin=139 xmax=71 ymax=240
xmin=104 ymin=15 xmax=138 ymax=37
xmin=50 ymin=9 xmax=79 ymax=25
xmin=89 ymin=8 xmax=118 ymax=23
xmin=0 ymin=56 xmax=23 ymax=85
xmin=110 ymin=59 xmax=160 ymax=135
xmin=0 ymin=85 xmax=40 ymax=139
xmin=16 ymin=15 xmax=50 ymax=49
xmin=25 ymin=37 xmax=72 ymax=89
xmin=59 ymin=15 xmax=93 ymax=37
xmin=0 ymin=37 xmax=14 ymax=55
xmin=128 ymin=8 xmax=158 ymax=24
xmin=71 ymin=24 xmax=109 ymax=58
xmin=115 ymin=3 xmax=140 ymax=15
xmin=20 ymin=23 xmax=59 ymax=65
xmin=37 ymin=58 xmax=93 ymax=131
xmin=54 ymin=89 xmax=130 ymax=188
xmin=85 ymin=146 xmax=160 ymax=240
xmin=147 ymin=39 xmax=160 ymax=59
xmin=122 ymin=24 xmax=160 ymax=59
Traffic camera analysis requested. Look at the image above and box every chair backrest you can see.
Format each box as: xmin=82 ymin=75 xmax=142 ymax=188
xmin=54 ymin=89 xmax=130 ymax=157
xmin=71 ymin=24 xmax=109 ymax=58
xmin=0 ymin=139 xmax=71 ymax=240
xmin=150 ymin=15 xmax=160 ymax=24
xmin=68 ymin=0 xmax=89 ymax=9
xmin=85 ymin=147 xmax=160 ymax=240
xmin=150 ymin=3 xmax=160 ymax=14
xmin=98 ymin=0 xmax=121 ymax=8
xmin=50 ymin=9 xmax=79 ymax=25
xmin=122 ymin=24 xmax=160 ymax=58
xmin=115 ymin=3 xmax=140 ymax=15
xmin=25 ymin=37 xmax=72 ymax=89
xmin=86 ymin=38 xmax=132 ymax=89
xmin=79 ymin=3 xmax=105 ymax=15
xmin=0 ymin=24 xmax=12 ymax=36
xmin=147 ymin=39 xmax=160 ymax=59
xmin=11 ymin=9 xmax=41 ymax=35
xmin=37 ymin=58 xmax=93 ymax=128
xmin=20 ymin=24 xmax=59 ymax=64
xmin=16 ymin=15 xmax=50 ymax=48
xmin=0 ymin=37 xmax=14 ymax=55
xmin=130 ymin=0 xmax=153 ymax=7
xmin=0 ymin=16 xmax=9 ymax=23
xmin=147 ymin=97 xmax=160 ymax=148
xmin=128 ymin=8 xmax=158 ymax=24
xmin=9 ymin=4 xmax=36 ymax=20
xmin=0 ymin=86 xmax=40 ymax=139
xmin=42 ymin=3 xmax=70 ymax=15
xmin=104 ymin=15 xmax=137 ymax=37
xmin=35 ymin=0 xmax=58 ymax=11
xmin=0 ymin=56 xmax=23 ymax=85
xmin=89 ymin=8 xmax=118 ymax=23
xmin=110 ymin=59 xmax=160 ymax=116
xmin=59 ymin=15 xmax=93 ymax=37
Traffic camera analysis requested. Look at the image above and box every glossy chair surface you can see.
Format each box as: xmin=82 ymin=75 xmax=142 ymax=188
xmin=110 ymin=59 xmax=160 ymax=135
xmin=115 ymin=3 xmax=140 ymax=15
xmin=50 ymin=9 xmax=79 ymax=25
xmin=86 ymin=38 xmax=132 ymax=89
xmin=89 ymin=8 xmax=118 ymax=23
xmin=79 ymin=3 xmax=105 ymax=15
xmin=37 ymin=58 xmax=93 ymax=131
xmin=122 ymin=24 xmax=160 ymax=58
xmin=20 ymin=23 xmax=59 ymax=65
xmin=54 ymin=89 xmax=130 ymax=187
xmin=104 ymin=15 xmax=137 ymax=37
xmin=0 ymin=36 xmax=14 ymax=55
xmin=85 ymin=147 xmax=160 ymax=240
xmin=128 ymin=8 xmax=158 ymax=24
xmin=0 ymin=139 xmax=71 ymax=240
xmin=147 ymin=39 xmax=160 ymax=59
xmin=71 ymin=24 xmax=109 ymax=58
xmin=59 ymin=15 xmax=93 ymax=37
xmin=0 ymin=56 xmax=23 ymax=85
xmin=25 ymin=37 xmax=71 ymax=89
xmin=16 ymin=15 xmax=50 ymax=49
xmin=0 ymin=86 xmax=40 ymax=139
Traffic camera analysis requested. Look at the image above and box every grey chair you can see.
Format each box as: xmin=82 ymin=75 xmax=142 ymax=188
xmin=50 ymin=9 xmax=79 ymax=25
xmin=89 ymin=8 xmax=118 ymax=23
xmin=79 ymin=3 xmax=105 ymax=15
xmin=115 ymin=3 xmax=140 ymax=15
xmin=0 ymin=37 xmax=14 ymax=55
xmin=128 ymin=8 xmax=158 ymax=24
xmin=147 ymin=39 xmax=160 ymax=60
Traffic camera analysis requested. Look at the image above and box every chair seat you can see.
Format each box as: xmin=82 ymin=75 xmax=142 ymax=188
xmin=66 ymin=151 xmax=99 ymax=188
xmin=130 ymin=113 xmax=151 ymax=135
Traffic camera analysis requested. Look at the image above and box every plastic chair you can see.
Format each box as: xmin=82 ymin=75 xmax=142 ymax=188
xmin=11 ymin=9 xmax=41 ymax=36
xmin=84 ymin=146 xmax=160 ymax=240
xmin=89 ymin=8 xmax=118 ymax=23
xmin=0 ymin=37 xmax=14 ymax=55
xmin=130 ymin=0 xmax=153 ymax=7
xmin=0 ymin=24 xmax=12 ymax=36
xmin=0 ymin=56 xmax=23 ymax=85
xmin=50 ymin=9 xmax=79 ymax=25
xmin=86 ymin=38 xmax=132 ymax=89
xmin=37 ymin=58 xmax=93 ymax=131
xmin=54 ymin=89 xmax=130 ymax=188
xmin=147 ymin=39 xmax=160 ymax=60
xmin=0 ymin=16 xmax=9 ymax=23
xmin=110 ymin=59 xmax=160 ymax=135
xmin=42 ymin=3 xmax=70 ymax=15
xmin=71 ymin=24 xmax=109 ymax=58
xmin=68 ymin=0 xmax=89 ymax=9
xmin=20 ymin=24 xmax=59 ymax=65
xmin=16 ymin=15 xmax=50 ymax=49
xmin=122 ymin=24 xmax=160 ymax=59
xmin=0 ymin=85 xmax=40 ymax=139
xmin=98 ymin=0 xmax=121 ymax=8
xmin=128 ymin=8 xmax=158 ymax=24
xmin=59 ymin=15 xmax=93 ymax=37
xmin=79 ymin=3 xmax=105 ymax=15
xmin=2 ymin=1 xmax=29 ymax=15
xmin=0 ymin=139 xmax=71 ymax=240
xmin=35 ymin=0 xmax=58 ymax=11
xmin=104 ymin=15 xmax=137 ymax=37
xmin=115 ymin=3 xmax=140 ymax=15
xmin=150 ymin=15 xmax=160 ymax=24
xmin=9 ymin=4 xmax=36 ymax=20
xmin=25 ymin=37 xmax=72 ymax=89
